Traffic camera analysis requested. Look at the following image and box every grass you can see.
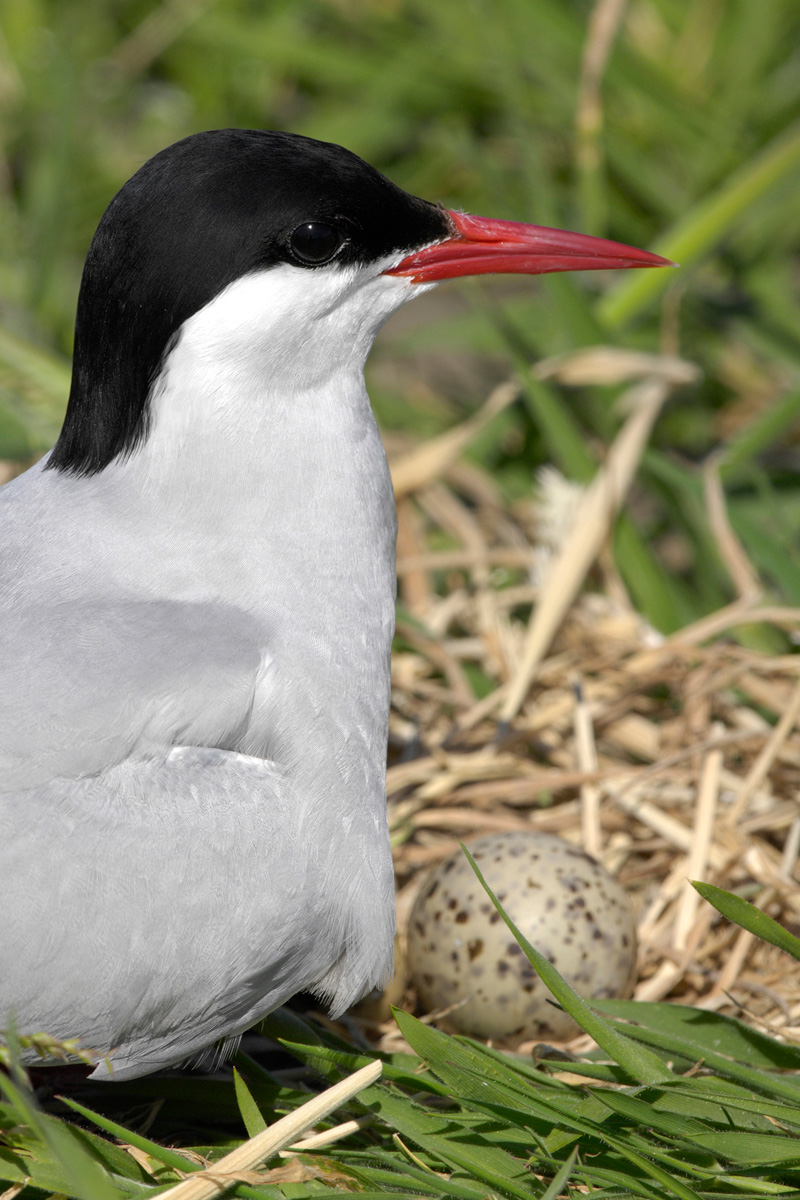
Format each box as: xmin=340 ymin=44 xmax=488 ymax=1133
xmin=6 ymin=879 xmax=800 ymax=1197
xmin=3 ymin=0 xmax=800 ymax=1196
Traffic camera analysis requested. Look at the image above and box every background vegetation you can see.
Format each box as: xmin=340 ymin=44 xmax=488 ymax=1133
xmin=2 ymin=0 xmax=800 ymax=631
xmin=4 ymin=1 xmax=800 ymax=1196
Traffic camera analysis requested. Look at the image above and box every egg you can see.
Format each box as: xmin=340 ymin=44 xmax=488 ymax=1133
xmin=406 ymin=831 xmax=637 ymax=1039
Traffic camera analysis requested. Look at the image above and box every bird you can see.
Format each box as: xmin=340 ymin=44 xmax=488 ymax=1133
xmin=0 ymin=129 xmax=670 ymax=1080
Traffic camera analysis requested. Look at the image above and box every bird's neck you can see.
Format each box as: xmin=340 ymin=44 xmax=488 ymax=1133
xmin=104 ymin=341 xmax=398 ymax=800
xmin=131 ymin=332 xmax=398 ymax=599
xmin=49 ymin=263 xmax=415 ymax=825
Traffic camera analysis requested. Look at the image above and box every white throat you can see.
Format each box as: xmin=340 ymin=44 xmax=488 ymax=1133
xmin=92 ymin=258 xmax=434 ymax=777
xmin=142 ymin=259 xmax=425 ymax=476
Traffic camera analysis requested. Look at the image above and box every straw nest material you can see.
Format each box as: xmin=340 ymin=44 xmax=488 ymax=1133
xmin=354 ymin=346 xmax=800 ymax=1058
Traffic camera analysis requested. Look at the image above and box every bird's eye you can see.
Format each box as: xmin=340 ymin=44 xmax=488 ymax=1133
xmin=288 ymin=222 xmax=345 ymax=266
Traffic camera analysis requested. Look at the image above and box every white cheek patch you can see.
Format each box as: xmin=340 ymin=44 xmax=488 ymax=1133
xmin=169 ymin=259 xmax=431 ymax=387
xmin=142 ymin=252 xmax=436 ymax=454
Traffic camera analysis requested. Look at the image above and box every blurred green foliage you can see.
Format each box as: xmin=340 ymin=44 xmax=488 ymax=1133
xmin=1 ymin=0 xmax=800 ymax=631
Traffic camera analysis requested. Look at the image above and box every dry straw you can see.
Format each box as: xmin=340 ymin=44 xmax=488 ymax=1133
xmin=373 ymin=345 xmax=800 ymax=1052
xmin=158 ymin=1061 xmax=381 ymax=1200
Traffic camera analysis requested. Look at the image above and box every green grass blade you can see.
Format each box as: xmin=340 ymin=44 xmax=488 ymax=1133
xmin=650 ymin=1078 xmax=800 ymax=1131
xmin=691 ymin=1130 xmax=800 ymax=1166
xmin=589 ymin=1089 xmax=701 ymax=1139
xmin=518 ymin=366 xmax=595 ymax=483
xmin=693 ymin=881 xmax=800 ymax=963
xmin=232 ymin=1067 xmax=268 ymax=1137
xmin=469 ymin=1097 xmax=706 ymax=1200
xmin=363 ymin=1095 xmax=540 ymax=1200
xmin=592 ymin=1013 xmax=800 ymax=1103
xmin=598 ymin=122 xmax=800 ymax=328
xmin=351 ymin=1152 xmax=496 ymax=1198
xmin=391 ymin=1009 xmax=551 ymax=1107
xmin=278 ymin=1038 xmax=451 ymax=1099
xmin=593 ymin=999 xmax=800 ymax=1070
xmin=613 ymin=515 xmax=696 ymax=631
xmin=0 ymin=1073 xmax=128 ymax=1200
xmin=61 ymin=1097 xmax=201 ymax=1173
xmin=539 ymin=1145 xmax=578 ymax=1200
xmin=718 ymin=386 xmax=800 ymax=477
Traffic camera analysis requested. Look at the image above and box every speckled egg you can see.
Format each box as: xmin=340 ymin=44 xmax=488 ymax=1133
xmin=406 ymin=832 xmax=637 ymax=1039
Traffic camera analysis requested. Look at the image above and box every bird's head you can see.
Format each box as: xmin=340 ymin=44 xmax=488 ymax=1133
xmin=49 ymin=129 xmax=671 ymax=477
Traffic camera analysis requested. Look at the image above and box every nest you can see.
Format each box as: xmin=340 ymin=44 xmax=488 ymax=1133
xmin=356 ymin=347 xmax=800 ymax=1057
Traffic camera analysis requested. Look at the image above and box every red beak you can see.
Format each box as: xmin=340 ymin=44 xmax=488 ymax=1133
xmin=384 ymin=210 xmax=674 ymax=282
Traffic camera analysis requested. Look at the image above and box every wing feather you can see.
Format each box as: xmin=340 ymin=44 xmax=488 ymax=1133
xmin=0 ymin=598 xmax=264 ymax=790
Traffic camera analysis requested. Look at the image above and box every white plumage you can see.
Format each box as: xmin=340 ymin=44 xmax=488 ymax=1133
xmin=0 ymin=129 xmax=668 ymax=1078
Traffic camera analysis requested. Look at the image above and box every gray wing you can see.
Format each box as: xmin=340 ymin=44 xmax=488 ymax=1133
xmin=0 ymin=596 xmax=265 ymax=791
xmin=1 ymin=747 xmax=339 ymax=1079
